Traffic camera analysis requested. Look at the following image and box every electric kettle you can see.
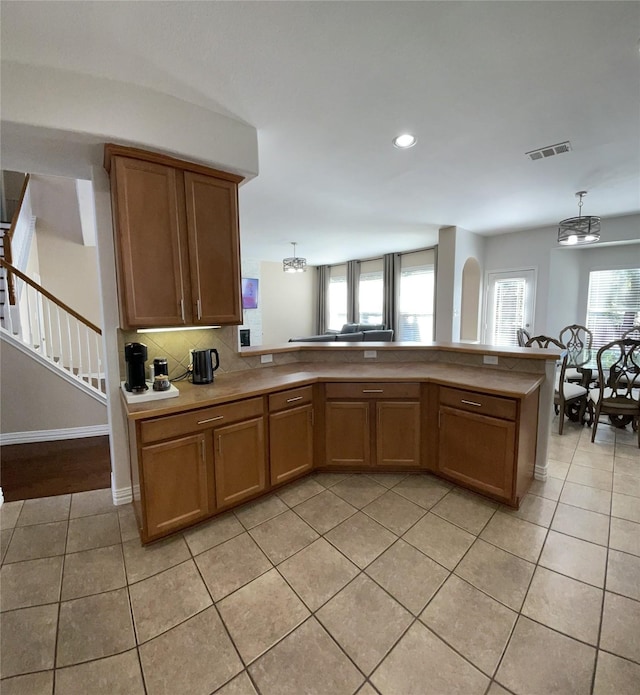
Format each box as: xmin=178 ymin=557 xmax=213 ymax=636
xmin=191 ymin=348 xmax=220 ymax=384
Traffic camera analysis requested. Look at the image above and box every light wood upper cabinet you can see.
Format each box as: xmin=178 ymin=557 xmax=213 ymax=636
xmin=111 ymin=157 xmax=187 ymax=327
xmin=105 ymin=144 xmax=243 ymax=329
xmin=184 ymin=172 xmax=241 ymax=325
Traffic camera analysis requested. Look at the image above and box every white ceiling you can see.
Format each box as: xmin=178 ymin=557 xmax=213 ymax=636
xmin=2 ymin=1 xmax=639 ymax=265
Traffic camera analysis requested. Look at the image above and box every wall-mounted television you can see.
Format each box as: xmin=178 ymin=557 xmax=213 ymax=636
xmin=241 ymin=278 xmax=259 ymax=309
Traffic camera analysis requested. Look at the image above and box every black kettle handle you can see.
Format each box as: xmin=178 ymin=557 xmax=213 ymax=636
xmin=210 ymin=348 xmax=220 ymax=371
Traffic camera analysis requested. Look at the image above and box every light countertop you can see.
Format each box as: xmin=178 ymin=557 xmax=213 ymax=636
xmin=122 ymin=361 xmax=545 ymax=420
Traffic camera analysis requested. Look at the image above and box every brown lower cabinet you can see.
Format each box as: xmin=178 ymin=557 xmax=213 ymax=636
xmin=214 ymin=417 xmax=266 ymax=509
xmin=269 ymin=386 xmax=315 ymax=485
xmin=132 ymin=396 xmax=267 ymax=542
xmin=129 ymin=379 xmax=539 ymax=542
xmin=437 ymin=385 xmax=538 ymax=505
xmin=324 ymin=382 xmax=421 ymax=468
xmin=141 ymin=432 xmax=213 ymax=538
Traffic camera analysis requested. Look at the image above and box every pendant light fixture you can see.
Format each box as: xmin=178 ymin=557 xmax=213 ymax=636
xmin=557 ymin=191 xmax=601 ymax=246
xmin=283 ymin=242 xmax=307 ymax=273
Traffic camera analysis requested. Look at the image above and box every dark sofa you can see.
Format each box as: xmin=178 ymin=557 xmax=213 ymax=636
xmin=289 ymin=323 xmax=394 ymax=343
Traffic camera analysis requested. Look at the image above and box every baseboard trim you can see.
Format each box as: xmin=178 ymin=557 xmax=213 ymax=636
xmin=534 ymin=463 xmax=548 ymax=481
xmin=0 ymin=425 xmax=110 ymax=446
xmin=112 ymin=485 xmax=133 ymax=505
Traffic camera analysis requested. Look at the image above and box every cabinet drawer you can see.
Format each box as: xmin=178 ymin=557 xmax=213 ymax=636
xmin=325 ymin=382 xmax=420 ymax=399
xmin=140 ymin=397 xmax=264 ymax=443
xmin=439 ymin=386 xmax=516 ymax=421
xmin=269 ymin=385 xmax=313 ymax=412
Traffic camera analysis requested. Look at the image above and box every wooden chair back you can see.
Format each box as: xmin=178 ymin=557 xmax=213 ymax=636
xmin=559 ymin=324 xmax=592 ymax=352
xmin=525 ymin=335 xmax=564 ymax=350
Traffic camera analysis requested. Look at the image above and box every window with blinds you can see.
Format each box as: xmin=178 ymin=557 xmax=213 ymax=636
xmin=586 ymin=268 xmax=640 ymax=349
xmin=398 ymin=250 xmax=436 ymax=342
xmin=328 ymin=264 xmax=347 ymax=331
xmin=358 ymin=258 xmax=383 ymax=325
xmin=490 ymin=278 xmax=526 ymax=346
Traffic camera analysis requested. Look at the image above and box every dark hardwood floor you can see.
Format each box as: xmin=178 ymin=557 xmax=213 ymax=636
xmin=1 ymin=436 xmax=111 ymax=502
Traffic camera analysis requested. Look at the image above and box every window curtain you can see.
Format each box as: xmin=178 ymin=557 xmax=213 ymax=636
xmin=383 ymin=253 xmax=400 ymax=332
xmin=315 ymin=265 xmax=330 ymax=334
xmin=347 ymin=260 xmax=360 ymax=323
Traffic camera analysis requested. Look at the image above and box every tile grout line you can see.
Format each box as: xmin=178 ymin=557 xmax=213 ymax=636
xmin=186 ymin=539 xmax=262 ymax=695
xmin=51 ymin=494 xmax=73 ymax=690
xmin=1 ymin=438 xmax=637 ymax=689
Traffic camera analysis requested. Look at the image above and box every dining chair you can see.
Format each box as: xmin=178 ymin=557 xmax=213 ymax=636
xmin=622 ymin=326 xmax=640 ymax=341
xmin=516 ymin=328 xmax=531 ymax=347
xmin=559 ymin=324 xmax=593 ymax=383
xmin=588 ymin=338 xmax=640 ymax=447
xmin=525 ymin=335 xmax=589 ymax=434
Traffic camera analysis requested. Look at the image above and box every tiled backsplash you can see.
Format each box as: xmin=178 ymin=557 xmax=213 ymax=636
xmin=118 ymin=326 xmax=250 ymax=381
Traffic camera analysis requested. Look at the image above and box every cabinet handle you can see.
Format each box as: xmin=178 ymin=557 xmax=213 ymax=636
xmin=197 ymin=415 xmax=224 ymax=424
xmin=461 ymin=399 xmax=482 ymax=407
xmin=286 ymin=396 xmax=303 ymax=403
xmin=197 ymin=299 xmax=202 ymax=320
xmin=180 ymin=299 xmax=185 ymax=322
xmin=216 ymin=436 xmax=222 ymax=456
xmin=362 ymin=389 xmax=384 ymax=393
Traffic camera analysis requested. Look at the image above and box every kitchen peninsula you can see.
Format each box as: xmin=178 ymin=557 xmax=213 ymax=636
xmin=122 ymin=341 xmax=559 ymax=543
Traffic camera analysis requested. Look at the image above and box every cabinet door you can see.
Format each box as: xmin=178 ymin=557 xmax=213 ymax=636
xmin=141 ymin=432 xmax=210 ymax=539
xmin=438 ymin=406 xmax=515 ymax=501
xmin=270 ymin=404 xmax=314 ymax=485
xmin=112 ymin=157 xmax=187 ymax=328
xmin=325 ymin=401 xmax=370 ymax=466
xmin=214 ymin=417 xmax=266 ymax=508
xmin=376 ymin=401 xmax=421 ymax=467
xmin=184 ymin=172 xmax=242 ymax=325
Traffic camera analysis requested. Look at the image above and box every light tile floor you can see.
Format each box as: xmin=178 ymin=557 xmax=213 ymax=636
xmin=1 ymin=420 xmax=639 ymax=694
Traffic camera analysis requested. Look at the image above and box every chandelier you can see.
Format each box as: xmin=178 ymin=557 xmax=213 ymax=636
xmin=558 ymin=191 xmax=601 ymax=246
xmin=283 ymin=242 xmax=307 ymax=273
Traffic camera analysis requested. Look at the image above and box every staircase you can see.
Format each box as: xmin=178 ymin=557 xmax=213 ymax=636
xmin=0 ymin=222 xmax=9 ymax=326
xmin=0 ymin=176 xmax=106 ymax=403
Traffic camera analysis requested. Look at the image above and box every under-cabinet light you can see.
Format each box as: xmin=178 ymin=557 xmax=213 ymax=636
xmin=137 ymin=326 xmax=221 ymax=333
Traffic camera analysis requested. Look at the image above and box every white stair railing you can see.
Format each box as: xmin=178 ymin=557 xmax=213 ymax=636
xmin=0 ymin=258 xmax=105 ymax=396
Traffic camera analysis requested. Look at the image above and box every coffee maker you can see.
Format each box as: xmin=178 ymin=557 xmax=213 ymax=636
xmin=124 ymin=342 xmax=148 ymax=392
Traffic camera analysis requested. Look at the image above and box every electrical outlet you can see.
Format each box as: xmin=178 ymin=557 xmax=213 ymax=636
xmin=483 ymin=355 xmax=499 ymax=365
xmin=364 ymin=350 xmax=377 ymax=359
xmin=260 ymin=354 xmax=273 ymax=364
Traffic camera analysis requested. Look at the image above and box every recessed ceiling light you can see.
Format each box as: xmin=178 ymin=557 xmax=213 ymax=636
xmin=393 ymin=133 xmax=417 ymax=149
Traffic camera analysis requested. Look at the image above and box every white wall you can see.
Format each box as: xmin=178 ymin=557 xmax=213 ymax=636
xmin=436 ymin=226 xmax=485 ymax=341
xmin=0 ymin=338 xmax=107 ymax=435
xmin=1 ymin=66 xmax=260 ymax=502
xmin=485 ymin=213 xmax=640 ymax=338
xmin=2 ymin=62 xmax=258 ymax=180
xmin=261 ymin=261 xmax=315 ymax=345
xmin=435 ymin=227 xmax=456 ymax=341
xmin=484 ymin=227 xmax=553 ymax=336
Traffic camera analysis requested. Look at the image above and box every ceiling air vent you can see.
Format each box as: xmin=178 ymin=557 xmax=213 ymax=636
xmin=526 ymin=141 xmax=572 ymax=161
